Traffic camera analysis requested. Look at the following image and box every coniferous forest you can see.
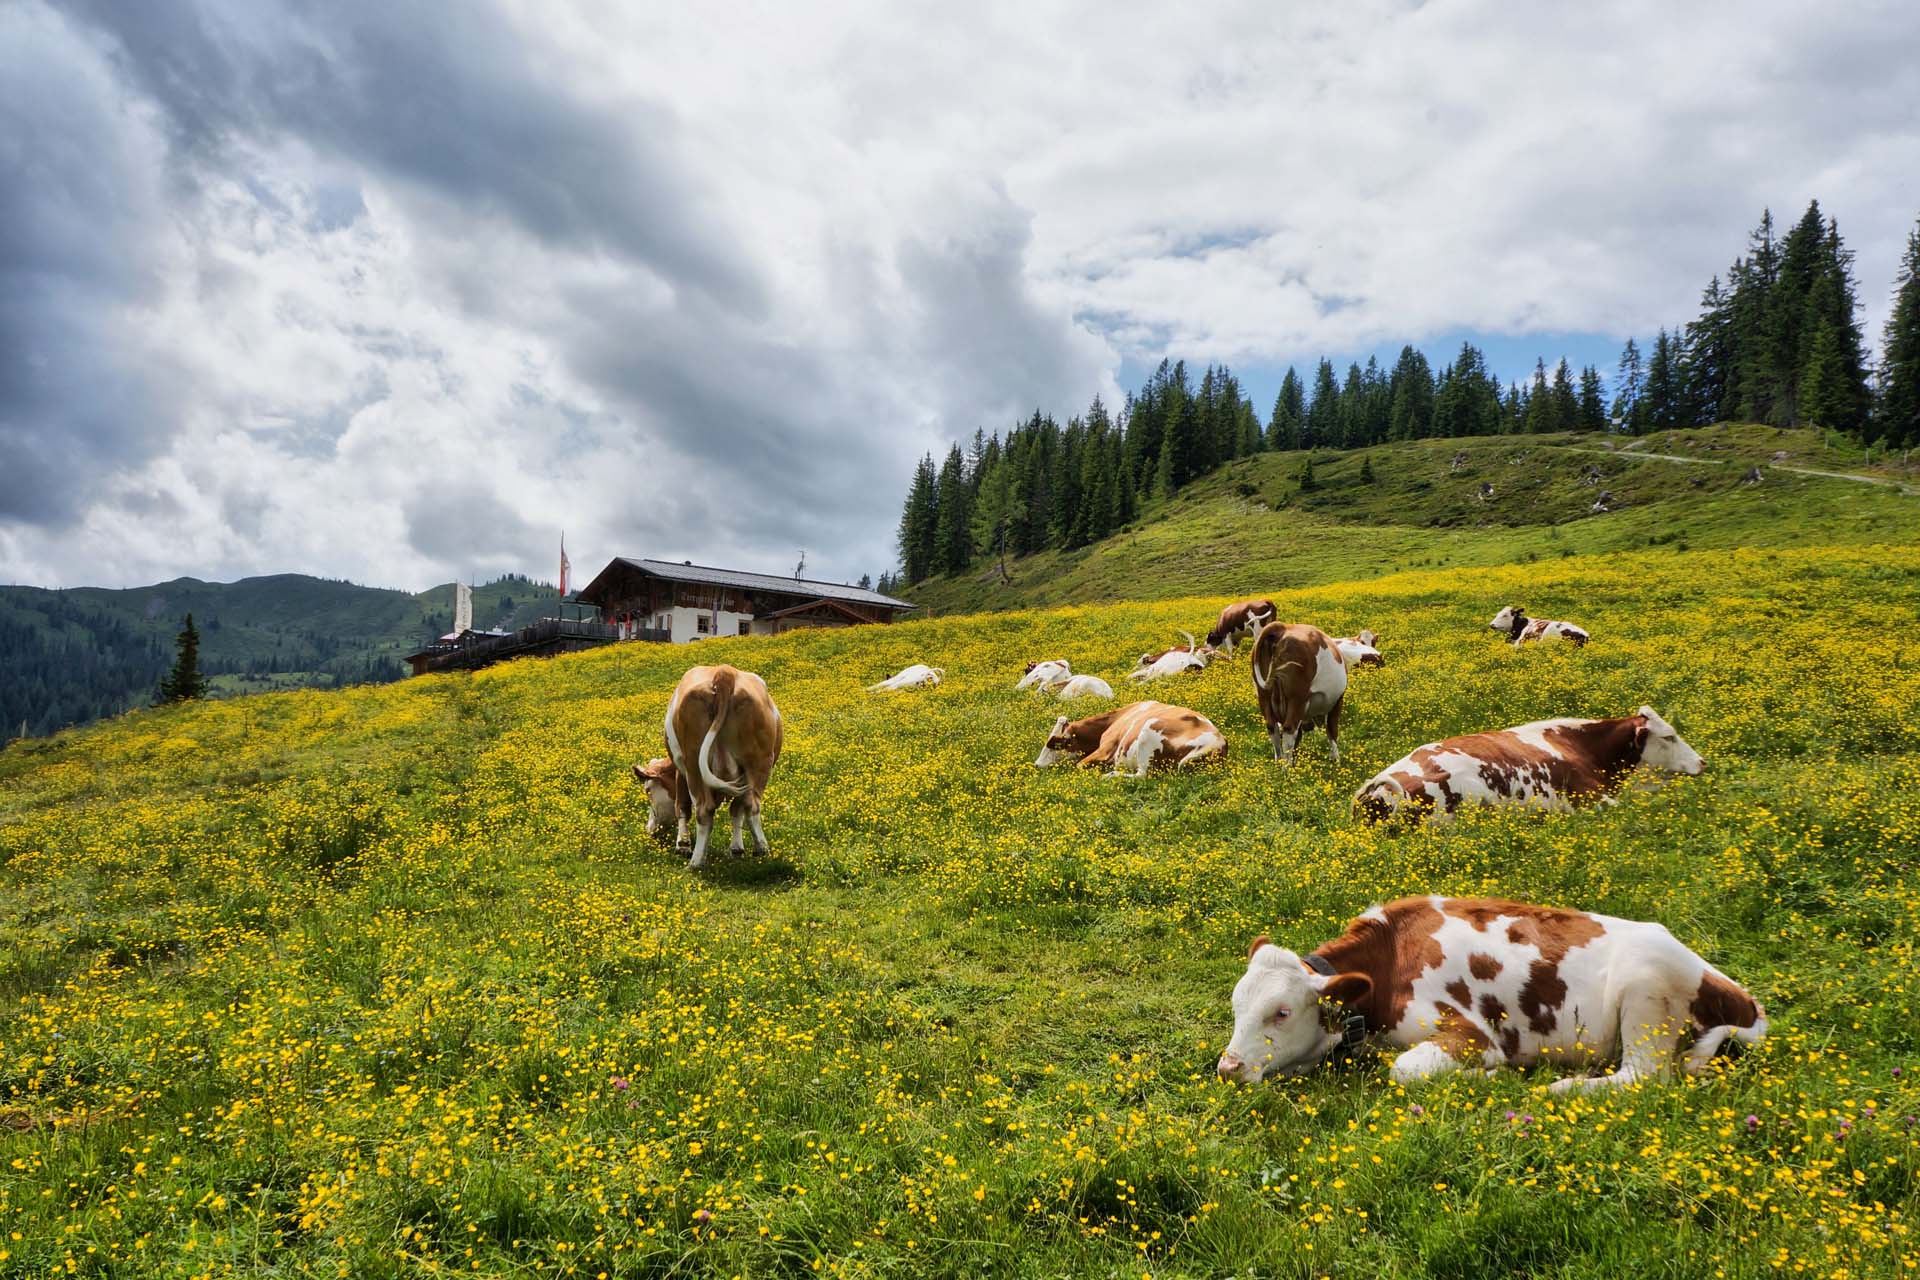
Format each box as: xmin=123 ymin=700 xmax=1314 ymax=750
xmin=891 ymin=202 xmax=1920 ymax=586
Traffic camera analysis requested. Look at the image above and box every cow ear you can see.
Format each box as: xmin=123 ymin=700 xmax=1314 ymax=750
xmin=1316 ymin=972 xmax=1372 ymax=1006
xmin=632 ymin=763 xmax=647 ymax=782
xmin=1247 ymin=934 xmax=1271 ymax=959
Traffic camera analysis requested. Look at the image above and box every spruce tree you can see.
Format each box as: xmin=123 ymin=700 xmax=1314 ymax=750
xmin=1577 ymin=366 xmax=1607 ymax=430
xmin=158 ymin=614 xmax=207 ymax=703
xmin=1877 ymin=218 xmax=1920 ymax=448
xmin=1305 ymin=359 xmax=1341 ymax=449
xmin=932 ymin=445 xmax=971 ymax=574
xmin=1523 ymin=358 xmax=1553 ymax=433
xmin=1613 ymin=338 xmax=1644 ymax=431
xmin=1269 ymin=368 xmax=1305 ymax=449
xmin=1642 ymin=329 xmax=1683 ymax=433
xmin=897 ymin=454 xmax=939 ymax=583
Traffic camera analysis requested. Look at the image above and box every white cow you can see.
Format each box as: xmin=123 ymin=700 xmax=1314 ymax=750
xmin=1054 ymin=674 xmax=1114 ymax=700
xmin=1128 ymin=632 xmax=1210 ymax=683
xmin=1017 ymin=660 xmax=1074 ymax=691
xmin=869 ymin=664 xmax=944 ymax=692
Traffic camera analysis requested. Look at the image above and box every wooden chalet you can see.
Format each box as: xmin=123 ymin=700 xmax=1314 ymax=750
xmin=575 ymin=557 xmax=914 ymax=642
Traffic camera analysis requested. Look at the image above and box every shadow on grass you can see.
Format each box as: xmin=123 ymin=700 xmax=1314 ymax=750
xmin=699 ymin=854 xmax=803 ymax=890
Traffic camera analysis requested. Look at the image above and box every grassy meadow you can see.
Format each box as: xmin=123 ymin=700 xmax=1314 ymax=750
xmin=3 ymin=544 xmax=1920 ymax=1276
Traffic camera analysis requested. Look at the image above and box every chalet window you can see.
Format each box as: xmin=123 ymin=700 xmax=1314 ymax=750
xmin=737 ymin=619 xmax=750 ymax=635
xmin=696 ymin=615 xmax=711 ymax=634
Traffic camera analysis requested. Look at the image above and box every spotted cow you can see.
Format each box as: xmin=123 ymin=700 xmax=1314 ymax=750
xmin=869 ymin=664 xmax=945 ymax=691
xmin=1250 ymin=622 xmax=1348 ymax=763
xmin=1128 ymin=633 xmax=1210 ymax=682
xmin=1053 ymin=674 xmax=1115 ymax=700
xmin=1332 ymin=629 xmax=1384 ymax=669
xmin=664 ymin=664 xmax=783 ymax=869
xmin=1491 ymin=605 xmax=1589 ymax=646
xmin=1034 ymin=701 xmax=1226 ymax=776
xmin=1017 ymin=659 xmax=1073 ymax=691
xmin=1217 ymin=896 xmax=1766 ymax=1091
xmin=1205 ymin=599 xmax=1277 ymax=657
xmin=1352 ymin=706 xmax=1702 ymax=823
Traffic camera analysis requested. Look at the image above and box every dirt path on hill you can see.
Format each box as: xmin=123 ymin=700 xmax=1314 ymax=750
xmin=1563 ymin=446 xmax=1919 ymax=496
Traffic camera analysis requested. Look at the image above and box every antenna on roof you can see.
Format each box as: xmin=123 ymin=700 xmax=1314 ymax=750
xmin=794 ymin=548 xmax=806 ymax=580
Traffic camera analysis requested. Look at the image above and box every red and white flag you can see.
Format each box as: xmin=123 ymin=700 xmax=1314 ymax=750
xmin=559 ymin=534 xmax=571 ymax=597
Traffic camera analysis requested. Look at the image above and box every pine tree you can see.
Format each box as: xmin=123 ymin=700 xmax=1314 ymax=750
xmin=1268 ymin=368 xmax=1305 ymax=449
xmin=1577 ymin=366 xmax=1607 ymax=431
xmin=1387 ymin=346 xmax=1434 ymax=440
xmin=1642 ymin=328 xmax=1683 ymax=433
xmin=932 ymin=445 xmax=971 ymax=575
xmin=1683 ymin=274 xmax=1735 ymax=424
xmin=1305 ymin=359 xmax=1341 ymax=449
xmin=1550 ymin=359 xmax=1578 ymax=431
xmin=897 ymin=454 xmax=939 ymax=583
xmin=158 ymin=614 xmax=207 ymax=703
xmin=1613 ymin=338 xmax=1644 ymax=432
xmin=1524 ymin=358 xmax=1554 ymax=433
xmin=1877 ymin=217 xmax=1920 ymax=448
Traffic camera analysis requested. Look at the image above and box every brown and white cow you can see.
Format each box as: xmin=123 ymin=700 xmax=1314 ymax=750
xmin=631 ymin=757 xmax=687 ymax=845
xmin=1491 ymin=605 xmax=1589 ymax=646
xmin=870 ymin=663 xmax=945 ymax=691
xmin=1205 ymin=599 xmax=1277 ymax=657
xmin=1034 ymin=700 xmax=1226 ymax=776
xmin=1250 ymin=622 xmax=1348 ymax=763
xmin=1017 ymin=659 xmax=1073 ymax=691
xmin=1332 ymin=629 xmax=1384 ymax=669
xmin=1217 ymin=896 xmax=1766 ymax=1091
xmin=664 ymin=664 xmax=783 ymax=868
xmin=1352 ymin=706 xmax=1702 ymax=823
xmin=1128 ymin=632 xmax=1210 ymax=682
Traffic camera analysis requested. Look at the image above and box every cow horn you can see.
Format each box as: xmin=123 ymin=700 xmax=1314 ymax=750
xmin=1247 ymin=933 xmax=1271 ymax=958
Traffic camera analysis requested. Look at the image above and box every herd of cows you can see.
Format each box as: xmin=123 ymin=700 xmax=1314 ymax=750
xmin=626 ymin=598 xmax=1765 ymax=1093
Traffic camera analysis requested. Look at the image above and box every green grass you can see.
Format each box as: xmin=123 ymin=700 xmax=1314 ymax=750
xmin=2 ymin=542 xmax=1917 ymax=1276
xmin=908 ymin=425 xmax=1920 ymax=615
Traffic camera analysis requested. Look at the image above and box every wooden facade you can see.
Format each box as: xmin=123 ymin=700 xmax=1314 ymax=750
xmin=576 ymin=558 xmax=913 ymax=643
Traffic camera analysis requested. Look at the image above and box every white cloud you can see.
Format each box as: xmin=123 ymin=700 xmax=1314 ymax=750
xmin=3 ymin=0 xmax=1917 ymax=589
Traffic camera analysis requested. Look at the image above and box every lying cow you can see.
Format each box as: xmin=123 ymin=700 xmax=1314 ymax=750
xmin=631 ymin=756 xmax=687 ymax=845
xmin=869 ymin=663 xmax=945 ymax=691
xmin=1491 ymin=605 xmax=1589 ymax=646
xmin=1205 ymin=599 xmax=1276 ymax=657
xmin=1054 ymin=674 xmax=1114 ymax=700
xmin=1217 ymin=896 xmax=1766 ymax=1091
xmin=664 ymin=664 xmax=783 ymax=868
xmin=1333 ymin=629 xmax=1384 ymax=669
xmin=1017 ymin=659 xmax=1073 ymax=691
xmin=1352 ymin=705 xmax=1701 ymax=823
xmin=1251 ymin=622 xmax=1348 ymax=763
xmin=1034 ymin=701 xmax=1226 ymax=776
xmin=1128 ymin=632 xmax=1210 ymax=682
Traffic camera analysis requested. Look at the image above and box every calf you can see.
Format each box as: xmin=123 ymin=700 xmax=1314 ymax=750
xmin=1332 ymin=629 xmax=1384 ymax=669
xmin=1017 ymin=659 xmax=1073 ymax=691
xmin=1491 ymin=605 xmax=1589 ymax=646
xmin=631 ymin=757 xmax=687 ymax=846
xmin=1250 ymin=622 xmax=1348 ymax=763
xmin=1054 ymin=674 xmax=1114 ymax=700
xmin=869 ymin=663 xmax=945 ymax=691
xmin=1205 ymin=599 xmax=1277 ymax=657
xmin=1128 ymin=632 xmax=1210 ymax=682
xmin=1217 ymin=896 xmax=1766 ymax=1091
xmin=1352 ymin=705 xmax=1702 ymax=823
xmin=1034 ymin=701 xmax=1226 ymax=776
xmin=664 ymin=664 xmax=783 ymax=868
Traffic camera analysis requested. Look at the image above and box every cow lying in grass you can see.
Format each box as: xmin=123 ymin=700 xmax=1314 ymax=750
xmin=1352 ymin=706 xmax=1702 ymax=822
xmin=664 ymin=664 xmax=783 ymax=868
xmin=1332 ymin=629 xmax=1384 ymax=669
xmin=1034 ymin=701 xmax=1225 ymax=776
xmin=1128 ymin=633 xmax=1210 ymax=682
xmin=1053 ymin=674 xmax=1114 ymax=700
xmin=1017 ymin=659 xmax=1073 ymax=690
xmin=1217 ymin=896 xmax=1766 ymax=1091
xmin=1491 ymin=605 xmax=1590 ymax=646
xmin=870 ymin=664 xmax=944 ymax=691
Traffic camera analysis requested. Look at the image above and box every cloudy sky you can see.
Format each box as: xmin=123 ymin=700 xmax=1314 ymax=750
xmin=4 ymin=0 xmax=1917 ymax=592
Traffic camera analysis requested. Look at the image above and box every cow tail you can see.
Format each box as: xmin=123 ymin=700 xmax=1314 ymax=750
xmin=1180 ymin=631 xmax=1197 ymax=653
xmin=699 ymin=670 xmax=748 ymax=796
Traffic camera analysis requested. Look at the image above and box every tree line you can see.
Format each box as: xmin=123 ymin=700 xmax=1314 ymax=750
xmin=892 ymin=200 xmax=1920 ymax=586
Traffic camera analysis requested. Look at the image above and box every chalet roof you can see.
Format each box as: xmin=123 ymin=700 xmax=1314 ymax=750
xmin=580 ymin=558 xmax=913 ymax=611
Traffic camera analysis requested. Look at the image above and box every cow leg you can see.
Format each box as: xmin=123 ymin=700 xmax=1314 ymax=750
xmin=687 ymin=789 xmax=719 ymax=869
xmin=1549 ymin=992 xmax=1684 ymax=1093
xmin=728 ymin=797 xmax=748 ymax=856
xmin=1280 ymin=718 xmax=1303 ymax=763
xmin=1324 ymin=695 xmax=1344 ymax=765
xmin=748 ymin=801 xmax=770 ymax=854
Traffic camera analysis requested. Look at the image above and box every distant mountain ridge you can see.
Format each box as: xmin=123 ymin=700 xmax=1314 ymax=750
xmin=0 ymin=573 xmax=558 ymax=739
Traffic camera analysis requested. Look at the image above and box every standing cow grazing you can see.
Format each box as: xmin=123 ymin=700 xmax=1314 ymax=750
xmin=664 ymin=665 xmax=783 ymax=869
xmin=1205 ymin=599 xmax=1277 ymax=658
xmin=1490 ymin=605 xmax=1589 ymax=646
xmin=1250 ymin=622 xmax=1348 ymax=763
xmin=1217 ymin=896 xmax=1766 ymax=1091
xmin=1034 ymin=701 xmax=1226 ymax=776
xmin=1352 ymin=705 xmax=1702 ymax=823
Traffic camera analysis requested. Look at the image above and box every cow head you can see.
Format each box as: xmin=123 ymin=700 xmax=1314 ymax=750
xmin=631 ymin=758 xmax=680 ymax=833
xmin=1024 ymin=661 xmax=1038 ymax=673
xmin=1355 ymin=629 xmax=1378 ymax=647
xmin=1035 ymin=715 xmax=1075 ymax=767
xmin=1633 ymin=706 xmax=1704 ymax=775
xmin=1217 ymin=937 xmax=1373 ymax=1083
xmin=1489 ymin=605 xmax=1523 ymax=633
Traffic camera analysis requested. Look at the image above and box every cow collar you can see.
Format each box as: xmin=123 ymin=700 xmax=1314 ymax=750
xmin=1302 ymin=953 xmax=1371 ymax=1068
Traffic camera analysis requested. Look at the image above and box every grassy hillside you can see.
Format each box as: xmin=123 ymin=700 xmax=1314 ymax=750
xmin=3 ymin=544 xmax=1917 ymax=1276
xmin=908 ymin=424 xmax=1920 ymax=615
xmin=0 ymin=573 xmax=558 ymax=738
